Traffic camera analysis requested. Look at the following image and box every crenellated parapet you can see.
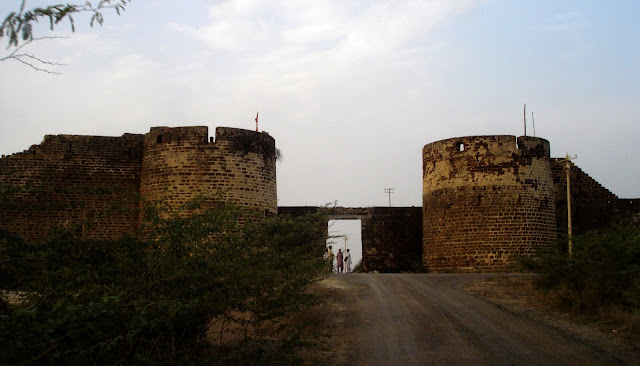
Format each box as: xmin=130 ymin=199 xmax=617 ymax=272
xmin=0 ymin=125 xmax=277 ymax=243
xmin=140 ymin=126 xmax=277 ymax=218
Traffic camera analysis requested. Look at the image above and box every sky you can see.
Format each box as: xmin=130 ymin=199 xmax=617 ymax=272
xmin=1 ymin=0 xmax=639 ymax=211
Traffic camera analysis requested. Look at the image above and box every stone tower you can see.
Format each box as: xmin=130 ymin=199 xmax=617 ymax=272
xmin=0 ymin=126 xmax=278 ymax=243
xmin=141 ymin=126 xmax=277 ymax=216
xmin=422 ymin=135 xmax=556 ymax=271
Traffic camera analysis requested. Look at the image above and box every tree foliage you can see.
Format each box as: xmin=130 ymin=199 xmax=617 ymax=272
xmin=1 ymin=0 xmax=130 ymax=72
xmin=1 ymin=0 xmax=130 ymax=47
xmin=518 ymin=227 xmax=640 ymax=312
xmin=0 ymin=200 xmax=328 ymax=365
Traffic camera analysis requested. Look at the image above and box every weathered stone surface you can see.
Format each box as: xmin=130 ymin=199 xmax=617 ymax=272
xmin=361 ymin=207 xmax=422 ymax=272
xmin=141 ymin=127 xmax=277 ymax=217
xmin=0 ymin=134 xmax=144 ymax=242
xmin=0 ymin=126 xmax=277 ymax=242
xmin=279 ymin=206 xmax=422 ymax=273
xmin=551 ymin=159 xmax=618 ymax=233
xmin=422 ymin=136 xmax=557 ymax=272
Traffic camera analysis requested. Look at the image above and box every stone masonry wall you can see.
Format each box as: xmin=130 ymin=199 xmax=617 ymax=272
xmin=360 ymin=207 xmax=422 ymax=272
xmin=551 ymin=159 xmax=619 ymax=233
xmin=422 ymin=136 xmax=557 ymax=272
xmin=615 ymin=199 xmax=640 ymax=226
xmin=1 ymin=126 xmax=277 ymax=243
xmin=141 ymin=126 xmax=277 ymax=218
xmin=278 ymin=206 xmax=423 ymax=273
xmin=0 ymin=134 xmax=144 ymax=242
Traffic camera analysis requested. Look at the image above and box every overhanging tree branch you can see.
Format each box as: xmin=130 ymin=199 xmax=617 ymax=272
xmin=0 ymin=0 xmax=130 ymax=73
xmin=0 ymin=36 xmax=68 ymax=73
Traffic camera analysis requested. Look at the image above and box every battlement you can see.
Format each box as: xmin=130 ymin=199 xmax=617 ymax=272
xmin=0 ymin=125 xmax=277 ymax=242
xmin=147 ymin=126 xmax=209 ymax=145
xmin=140 ymin=126 xmax=277 ymax=215
xmin=423 ymin=135 xmax=549 ymax=163
xmin=517 ymin=136 xmax=550 ymax=158
xmin=2 ymin=133 xmax=143 ymax=161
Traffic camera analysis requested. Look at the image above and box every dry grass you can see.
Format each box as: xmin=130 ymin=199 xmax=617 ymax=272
xmin=466 ymin=275 xmax=640 ymax=362
xmin=292 ymin=277 xmax=351 ymax=365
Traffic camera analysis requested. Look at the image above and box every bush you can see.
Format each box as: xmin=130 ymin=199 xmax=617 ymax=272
xmin=0 ymin=201 xmax=327 ymax=365
xmin=519 ymin=226 xmax=640 ymax=312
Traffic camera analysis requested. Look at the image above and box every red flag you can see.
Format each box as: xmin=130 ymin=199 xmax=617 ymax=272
xmin=255 ymin=112 xmax=259 ymax=132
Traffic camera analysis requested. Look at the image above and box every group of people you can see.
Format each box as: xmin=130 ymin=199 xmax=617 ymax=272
xmin=325 ymin=246 xmax=352 ymax=273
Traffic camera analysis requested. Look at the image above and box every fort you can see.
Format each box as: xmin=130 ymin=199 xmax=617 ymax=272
xmin=0 ymin=126 xmax=276 ymax=242
xmin=1 ymin=127 xmax=637 ymax=271
xmin=422 ymin=135 xmax=557 ymax=271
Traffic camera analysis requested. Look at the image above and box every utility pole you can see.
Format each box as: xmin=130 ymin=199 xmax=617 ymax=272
xmin=384 ymin=188 xmax=395 ymax=207
xmin=558 ymin=153 xmax=578 ymax=255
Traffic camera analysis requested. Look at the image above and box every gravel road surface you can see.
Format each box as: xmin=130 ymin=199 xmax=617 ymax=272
xmin=323 ymin=273 xmax=634 ymax=366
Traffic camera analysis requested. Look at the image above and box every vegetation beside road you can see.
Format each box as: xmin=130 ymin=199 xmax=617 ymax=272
xmin=519 ymin=226 xmax=640 ymax=314
xmin=0 ymin=200 xmax=328 ymax=365
xmin=503 ymin=226 xmax=640 ymax=351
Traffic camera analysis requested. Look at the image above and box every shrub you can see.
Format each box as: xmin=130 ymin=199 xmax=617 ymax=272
xmin=519 ymin=226 xmax=640 ymax=312
xmin=0 ymin=201 xmax=327 ymax=365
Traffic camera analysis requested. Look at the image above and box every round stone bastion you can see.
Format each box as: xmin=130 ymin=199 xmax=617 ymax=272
xmin=422 ymin=135 xmax=556 ymax=272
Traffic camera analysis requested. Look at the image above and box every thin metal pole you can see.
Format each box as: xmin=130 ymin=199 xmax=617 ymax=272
xmin=532 ymin=112 xmax=536 ymax=137
xmin=523 ymin=104 xmax=527 ymax=136
xmin=566 ymin=154 xmax=573 ymax=256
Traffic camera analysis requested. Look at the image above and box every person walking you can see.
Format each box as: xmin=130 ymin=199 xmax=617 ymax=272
xmin=345 ymin=249 xmax=352 ymax=273
xmin=326 ymin=246 xmax=335 ymax=273
xmin=336 ymin=248 xmax=344 ymax=273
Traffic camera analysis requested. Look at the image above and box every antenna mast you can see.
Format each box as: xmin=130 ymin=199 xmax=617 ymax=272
xmin=523 ymin=104 xmax=527 ymax=136
xmin=532 ymin=112 xmax=536 ymax=137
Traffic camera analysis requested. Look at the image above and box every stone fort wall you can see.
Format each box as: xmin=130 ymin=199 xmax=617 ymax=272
xmin=278 ymin=206 xmax=422 ymax=273
xmin=0 ymin=134 xmax=144 ymax=242
xmin=422 ymin=135 xmax=557 ymax=271
xmin=551 ymin=159 xmax=618 ymax=234
xmin=361 ymin=207 xmax=422 ymax=272
xmin=0 ymin=126 xmax=276 ymax=242
xmin=141 ymin=126 xmax=277 ymax=217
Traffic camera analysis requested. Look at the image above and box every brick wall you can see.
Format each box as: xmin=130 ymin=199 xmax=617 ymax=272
xmin=614 ymin=199 xmax=640 ymax=226
xmin=0 ymin=126 xmax=277 ymax=243
xmin=279 ymin=206 xmax=423 ymax=273
xmin=141 ymin=127 xmax=277 ymax=218
xmin=361 ymin=207 xmax=422 ymax=272
xmin=422 ymin=136 xmax=557 ymax=272
xmin=551 ymin=159 xmax=619 ymax=233
xmin=0 ymin=134 xmax=144 ymax=242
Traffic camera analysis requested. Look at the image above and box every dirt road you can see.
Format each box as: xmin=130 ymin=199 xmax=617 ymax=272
xmin=319 ymin=273 xmax=635 ymax=366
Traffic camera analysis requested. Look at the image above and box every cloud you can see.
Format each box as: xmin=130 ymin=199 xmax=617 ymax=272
xmin=9 ymin=0 xmax=636 ymax=207
xmin=166 ymin=0 xmax=484 ymax=113
xmin=171 ymin=0 xmax=480 ymax=56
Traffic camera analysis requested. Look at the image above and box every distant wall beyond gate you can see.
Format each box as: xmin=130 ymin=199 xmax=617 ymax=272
xmin=278 ymin=206 xmax=423 ymax=272
xmin=361 ymin=207 xmax=422 ymax=272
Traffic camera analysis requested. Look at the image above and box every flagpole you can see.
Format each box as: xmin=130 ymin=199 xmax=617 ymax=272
xmin=255 ymin=112 xmax=259 ymax=132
